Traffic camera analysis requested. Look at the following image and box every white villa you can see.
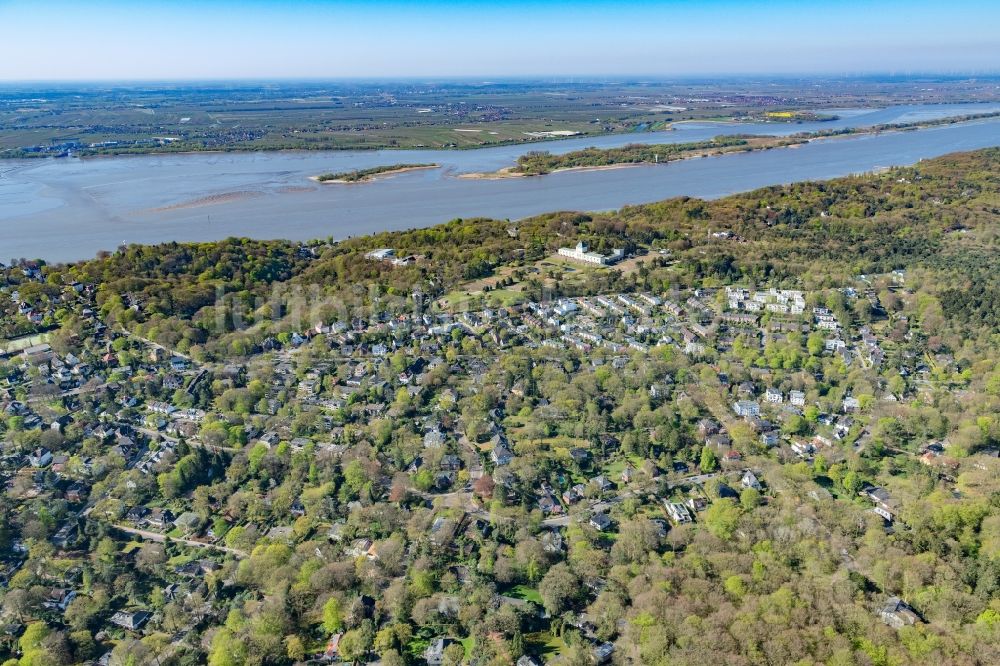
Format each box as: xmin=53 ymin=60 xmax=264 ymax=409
xmin=558 ymin=242 xmax=624 ymax=266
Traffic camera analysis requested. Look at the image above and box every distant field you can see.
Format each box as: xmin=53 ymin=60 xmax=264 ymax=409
xmin=3 ymin=77 xmax=997 ymax=156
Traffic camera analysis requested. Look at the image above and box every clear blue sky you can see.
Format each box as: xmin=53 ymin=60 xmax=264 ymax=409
xmin=2 ymin=0 xmax=997 ymax=80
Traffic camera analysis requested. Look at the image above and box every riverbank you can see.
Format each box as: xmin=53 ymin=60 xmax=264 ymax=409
xmin=458 ymin=162 xmax=670 ymax=180
xmin=458 ymin=111 xmax=1000 ymax=179
xmin=459 ymin=136 xmax=806 ymax=179
xmin=3 ymin=111 xmax=998 ymax=264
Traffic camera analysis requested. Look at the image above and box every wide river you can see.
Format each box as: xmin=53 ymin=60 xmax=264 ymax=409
xmin=2 ymin=103 xmax=999 ymax=262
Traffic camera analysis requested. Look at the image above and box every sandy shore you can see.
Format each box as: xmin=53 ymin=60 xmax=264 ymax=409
xmin=144 ymin=190 xmax=264 ymax=213
xmin=457 ymin=166 xmax=529 ymax=180
xmin=311 ymin=164 xmax=439 ymax=184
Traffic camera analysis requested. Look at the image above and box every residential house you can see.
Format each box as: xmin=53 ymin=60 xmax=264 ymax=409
xmin=110 ymin=610 xmax=152 ymax=631
xmin=267 ymin=526 xmax=295 ymax=543
xmin=741 ymin=471 xmax=762 ymax=490
xmin=44 ymin=588 xmax=76 ymax=612
xmin=175 ymin=559 xmax=221 ymax=578
xmin=326 ymin=522 xmax=348 ymax=542
xmin=173 ymin=512 xmax=201 ymax=534
xmin=541 ymin=530 xmax=564 ymax=554
xmin=425 ymin=638 xmax=457 ymax=666
xmin=862 ymin=486 xmax=897 ymax=523
xmin=429 ymin=517 xmax=457 ymax=547
xmin=65 ymin=483 xmax=87 ymax=503
xmin=28 ymin=447 xmax=52 ymax=468
xmin=423 ymin=428 xmax=446 ymax=449
xmin=697 ymin=418 xmax=720 ymax=438
xmin=562 ymin=484 xmax=586 ymax=505
xmin=879 ymin=597 xmax=920 ymax=628
xmin=50 ymin=454 xmax=69 ymax=472
xmin=791 ymin=441 xmax=815 ymax=459
xmin=760 ymin=430 xmax=781 ymax=447
xmin=490 ymin=441 xmax=514 ymax=466
xmin=51 ymin=523 xmax=79 ymax=549
xmin=589 ymin=513 xmax=613 ymax=531
xmin=733 ymin=400 xmax=761 ymax=418
xmin=860 ymin=486 xmax=892 ymax=504
xmin=348 ymin=538 xmax=378 ymax=560
xmin=872 ymin=504 xmax=895 ymax=523
xmin=590 ymin=475 xmax=613 ymax=493
xmin=593 ymin=642 xmax=615 ymax=665
xmin=834 ymin=416 xmax=854 ymax=440
xmin=162 ymin=374 xmax=185 ymax=391
xmin=708 ymin=433 xmax=732 ymax=451
xmin=537 ymin=493 xmax=561 ymax=515
xmin=145 ymin=508 xmax=175 ymax=530
xmin=439 ymin=454 xmax=461 ymax=471
xmin=146 ymin=402 xmax=176 ymax=416
xmin=664 ymin=502 xmax=692 ymax=524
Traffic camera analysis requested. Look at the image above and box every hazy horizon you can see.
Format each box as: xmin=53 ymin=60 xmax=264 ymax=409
xmin=2 ymin=0 xmax=998 ymax=82
xmin=3 ymin=73 xmax=1000 ymax=86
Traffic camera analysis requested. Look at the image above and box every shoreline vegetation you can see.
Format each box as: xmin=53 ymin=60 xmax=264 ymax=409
xmin=458 ymin=135 xmax=810 ymax=179
xmin=470 ymin=135 xmax=794 ymax=179
xmin=312 ymin=163 xmax=438 ymax=183
xmin=459 ymin=111 xmax=1000 ymax=179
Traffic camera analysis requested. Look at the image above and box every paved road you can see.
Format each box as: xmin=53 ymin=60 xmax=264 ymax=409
xmin=134 ymin=425 xmax=238 ymax=454
xmin=110 ymin=523 xmax=248 ymax=558
xmin=666 ymin=472 xmax=723 ymax=490
xmin=120 ymin=327 xmax=195 ymax=362
xmin=27 ymin=381 xmax=111 ymax=403
xmin=542 ymin=514 xmax=573 ymax=527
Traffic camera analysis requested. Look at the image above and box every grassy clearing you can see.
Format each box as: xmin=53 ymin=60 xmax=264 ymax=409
xmin=524 ymin=631 xmax=568 ymax=660
xmin=439 ymin=287 xmax=527 ymax=312
xmin=600 ymin=458 xmax=628 ymax=479
xmin=506 ymin=584 xmax=543 ymax=605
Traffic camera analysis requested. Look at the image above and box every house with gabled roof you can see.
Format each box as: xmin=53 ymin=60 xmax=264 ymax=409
xmin=879 ymin=597 xmax=920 ymax=628
xmin=110 ymin=610 xmax=152 ymax=631
xmin=741 ymin=470 xmax=762 ymax=490
xmin=589 ymin=513 xmax=613 ymax=531
xmin=490 ymin=441 xmax=514 ymax=466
